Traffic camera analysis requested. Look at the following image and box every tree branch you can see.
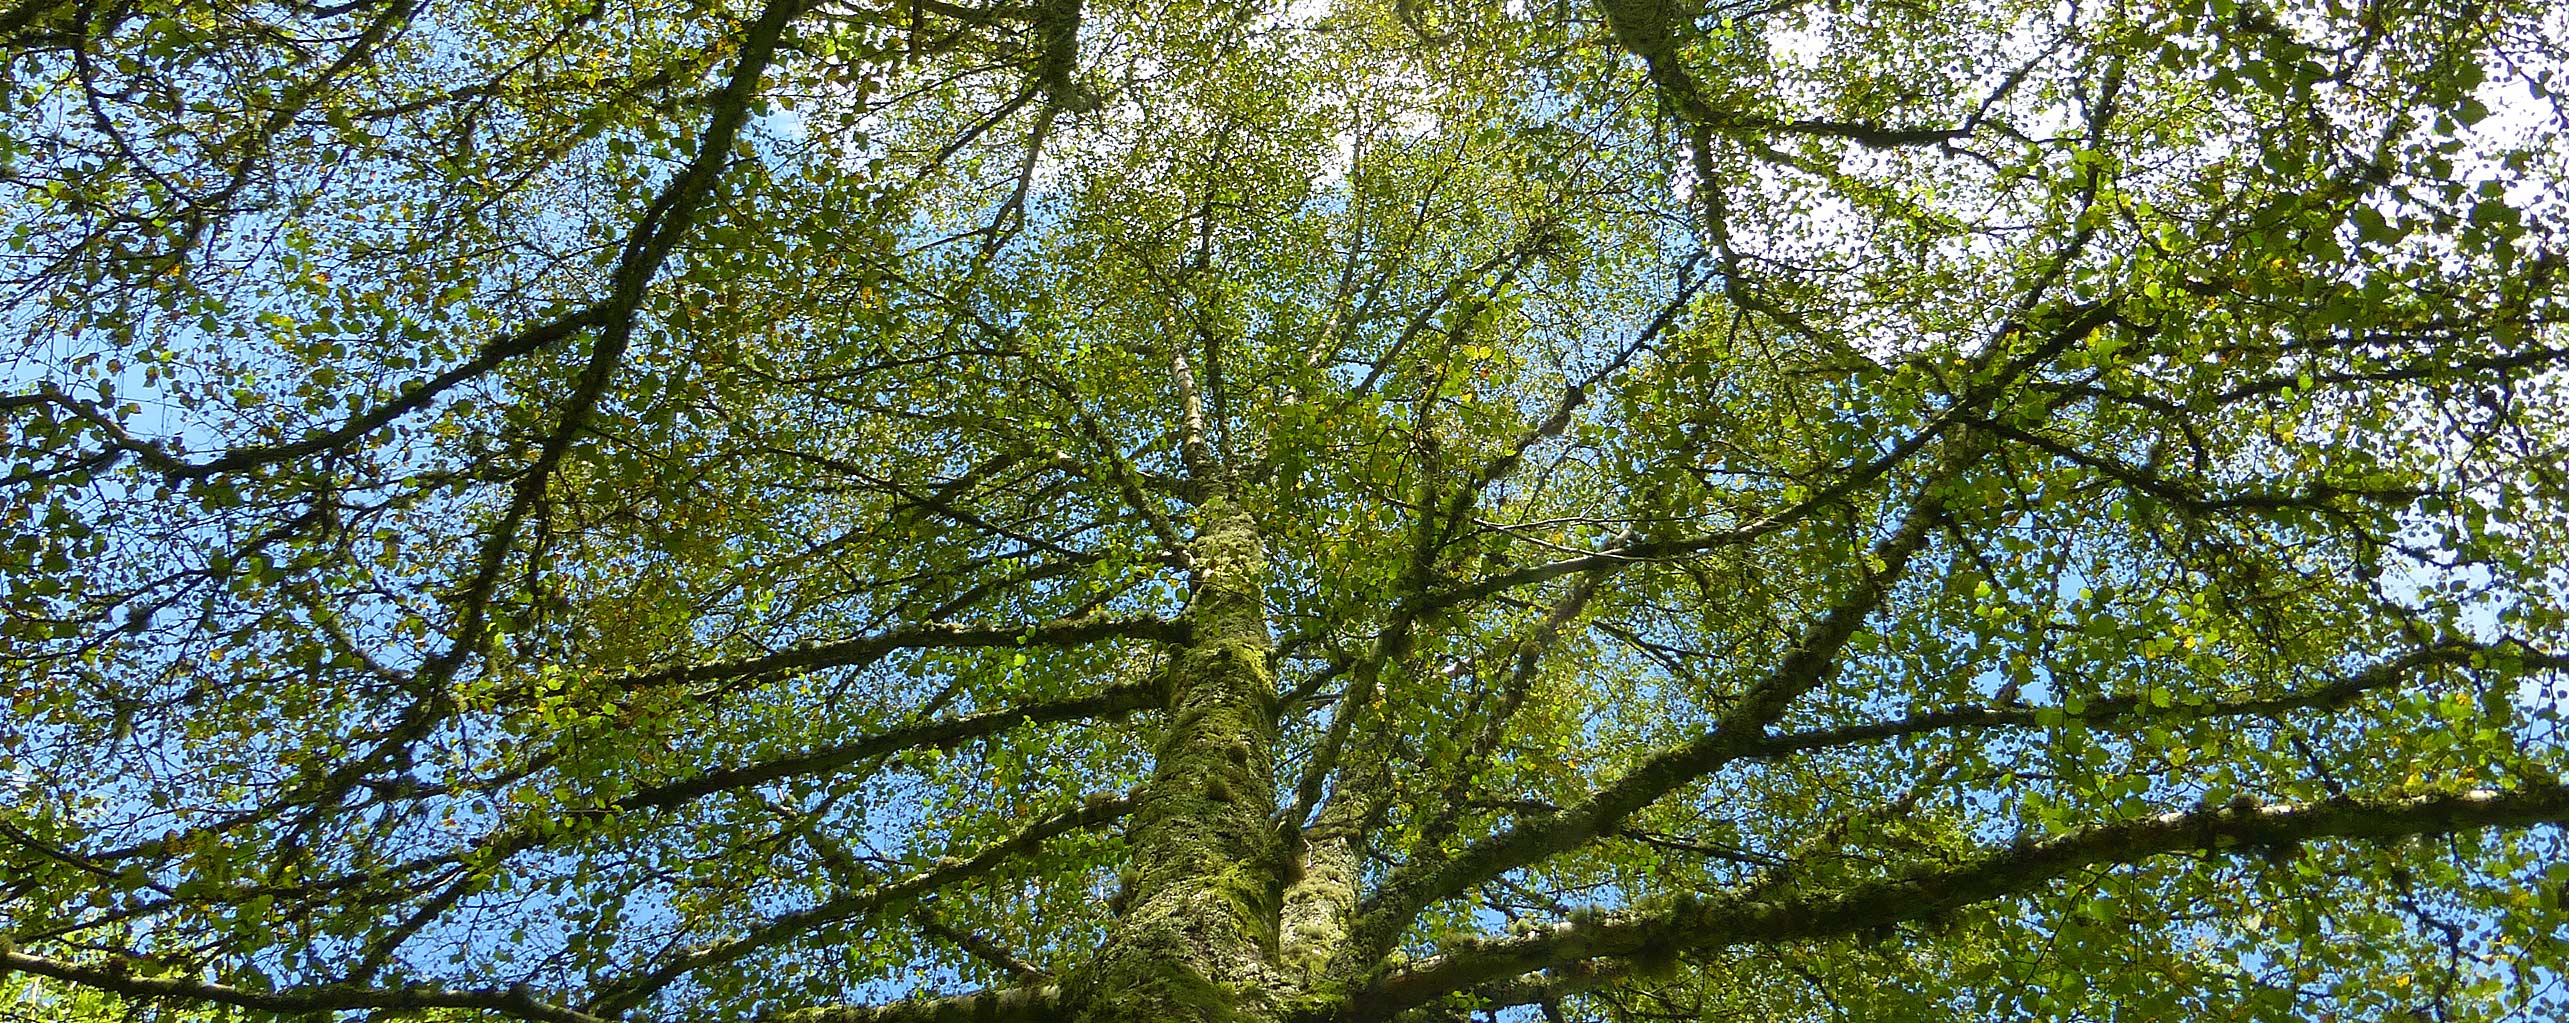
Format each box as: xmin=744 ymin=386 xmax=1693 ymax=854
xmin=767 ymin=985 xmax=1066 ymax=1023
xmin=0 ymin=946 xmax=607 ymax=1023
xmin=607 ymin=612 xmax=1188 ymax=691
xmin=1746 ymin=641 xmax=2569 ymax=760
xmin=341 ymin=680 xmax=1160 ymax=975
xmin=1356 ymin=783 xmax=2569 ymax=1014
xmin=785 ymin=800 xmax=1052 ymax=983
xmin=911 ymin=909 xmax=1049 ymax=983
xmin=588 ymin=791 xmax=1134 ymax=1013
xmin=611 ymin=685 xmax=1163 ymax=816
xmin=1419 ymin=301 xmax=2117 ymax=613
xmin=1329 ymin=443 xmax=1964 ymax=978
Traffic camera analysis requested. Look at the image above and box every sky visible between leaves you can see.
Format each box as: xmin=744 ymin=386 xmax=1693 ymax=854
xmin=5 ymin=0 xmax=2569 ymax=1015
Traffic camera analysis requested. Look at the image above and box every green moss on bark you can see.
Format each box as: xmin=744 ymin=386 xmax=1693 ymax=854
xmin=1068 ymin=498 xmax=1287 ymax=1023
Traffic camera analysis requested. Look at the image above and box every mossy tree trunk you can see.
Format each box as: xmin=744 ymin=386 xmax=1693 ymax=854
xmin=1068 ymin=496 xmax=1288 ymax=1023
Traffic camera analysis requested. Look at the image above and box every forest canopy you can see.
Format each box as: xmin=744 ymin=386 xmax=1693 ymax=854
xmin=5 ymin=0 xmax=2569 ymax=1020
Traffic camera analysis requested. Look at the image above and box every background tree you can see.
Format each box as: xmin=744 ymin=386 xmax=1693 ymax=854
xmin=6 ymin=0 xmax=2569 ymax=1020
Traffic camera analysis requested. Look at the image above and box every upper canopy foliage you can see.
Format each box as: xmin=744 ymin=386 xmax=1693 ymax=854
xmin=5 ymin=0 xmax=2569 ymax=1019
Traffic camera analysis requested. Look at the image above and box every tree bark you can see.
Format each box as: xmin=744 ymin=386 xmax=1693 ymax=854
xmin=1069 ymin=496 xmax=1286 ymax=1022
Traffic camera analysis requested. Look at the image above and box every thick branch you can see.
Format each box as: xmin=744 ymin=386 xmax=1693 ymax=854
xmin=23 ymin=306 xmax=605 ymax=480
xmin=768 ymin=986 xmax=1066 ymax=1023
xmin=1356 ymin=784 xmax=2569 ymax=1014
xmin=1976 ymin=419 xmax=2431 ymax=512
xmin=0 ymin=948 xmax=606 ymax=1023
xmin=589 ymin=791 xmax=1134 ymax=1013
xmin=339 ymin=681 xmax=1158 ymax=975
xmin=912 ymin=910 xmax=1049 ymax=983
xmin=612 ymin=683 xmax=1162 ymax=815
xmin=1167 ymin=343 xmax=1223 ymax=483
xmin=1280 ymin=266 xmax=1707 ymax=841
xmin=608 ymin=612 xmax=1187 ymax=691
xmin=1328 ymin=452 xmax=1960 ymax=979
xmin=25 ymin=0 xmax=809 ymax=484
xmin=1423 ymin=302 xmax=2116 ymax=612
xmin=1748 ymin=641 xmax=2569 ymax=759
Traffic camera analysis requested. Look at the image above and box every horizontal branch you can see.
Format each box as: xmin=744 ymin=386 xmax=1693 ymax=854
xmin=0 ymin=945 xmax=606 ymax=1023
xmin=615 ymin=681 xmax=1163 ymax=815
xmin=1749 ymin=641 xmax=2569 ymax=759
xmin=1358 ymin=783 xmax=2569 ymax=1014
xmin=1977 ymin=419 xmax=2431 ymax=512
xmin=1716 ymin=115 xmax=1972 ymax=148
xmin=2217 ymin=341 xmax=2569 ymax=404
xmin=588 ymin=791 xmax=1135 ymax=1013
xmin=608 ymin=612 xmax=1188 ymax=691
xmin=16 ymin=301 xmax=611 ymax=483
xmin=1414 ymin=420 xmax=1937 ymax=612
xmin=767 ymin=985 xmax=1066 ymax=1023
xmin=167 ymin=682 xmax=1163 ymax=974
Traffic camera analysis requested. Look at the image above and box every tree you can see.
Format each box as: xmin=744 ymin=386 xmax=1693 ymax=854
xmin=5 ymin=0 xmax=2569 ymax=1018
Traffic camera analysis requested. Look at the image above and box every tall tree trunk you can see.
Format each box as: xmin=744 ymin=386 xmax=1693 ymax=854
xmin=1071 ymin=496 xmax=1286 ymax=1022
